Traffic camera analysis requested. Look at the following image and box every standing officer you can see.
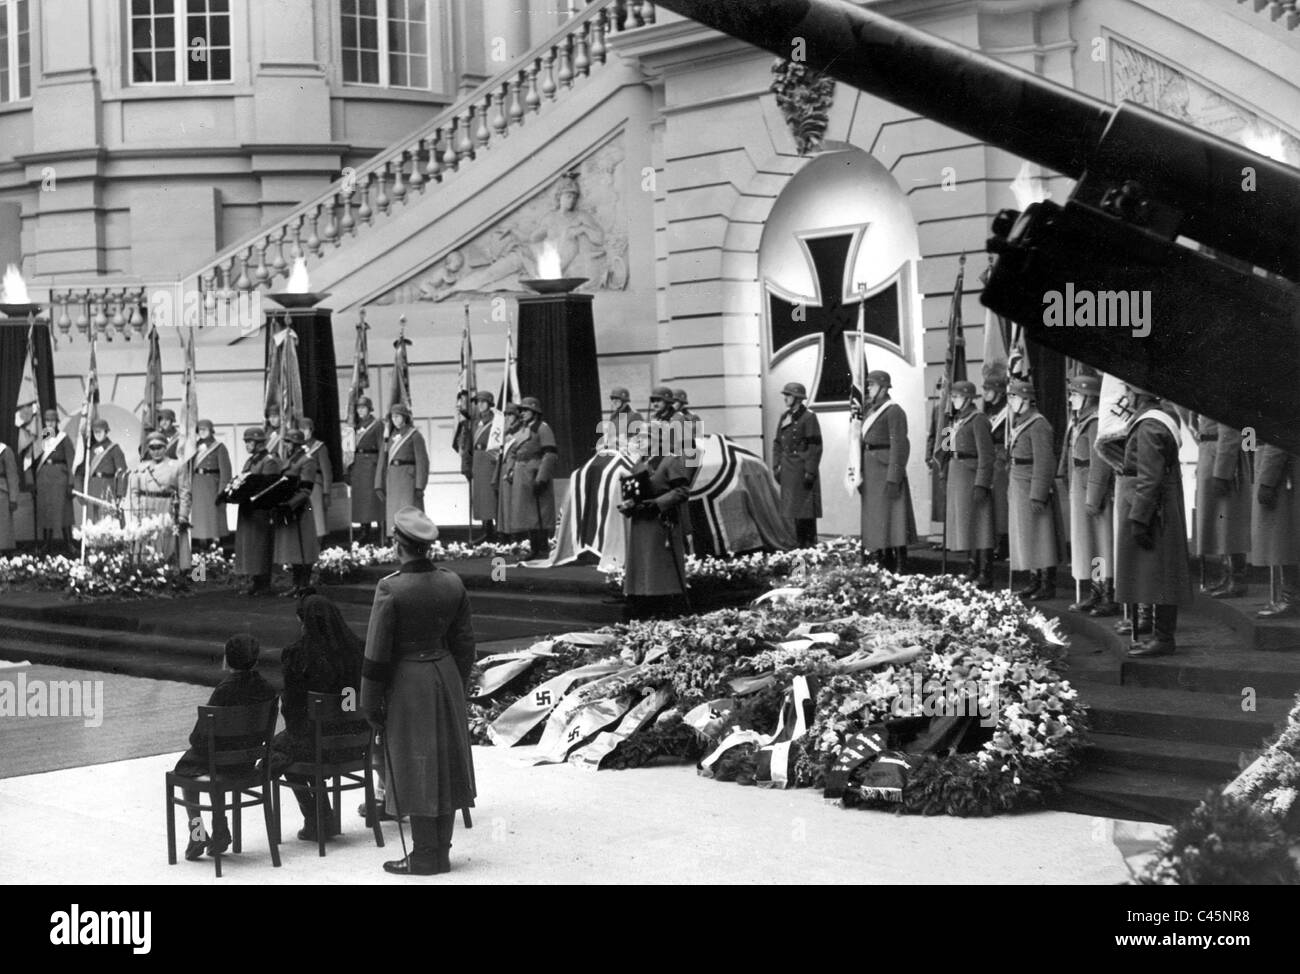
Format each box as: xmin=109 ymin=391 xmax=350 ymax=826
xmin=981 ymin=371 xmax=1011 ymax=561
xmin=376 ymin=403 xmax=428 ymax=535
xmin=300 ymin=417 xmax=332 ymax=544
xmin=0 ymin=436 xmax=19 ymax=554
xmin=772 ymin=381 xmax=822 ymax=548
xmin=34 ymin=409 xmax=75 ymax=555
xmin=935 ymin=380 xmax=994 ymax=586
xmin=619 ymin=423 xmax=692 ymax=619
xmin=503 ymin=397 xmax=557 ymax=559
xmin=273 ymin=428 xmax=319 ymax=597
xmin=155 ymin=409 xmax=180 ymax=459
xmin=188 ymin=419 xmax=232 ymax=549
xmin=231 ymin=427 xmax=281 ymax=597
xmin=1058 ymin=375 xmax=1115 ymax=612
xmin=129 ymin=431 xmax=192 ymax=566
xmin=1117 ymin=388 xmax=1192 ymax=657
xmin=348 ymin=396 xmax=384 ymax=544
xmin=496 ymin=402 xmax=523 ymax=543
xmin=361 ymin=506 xmax=476 ymax=875
xmin=1193 ymin=413 xmax=1252 ymax=598
xmin=264 ymin=404 xmax=283 ymax=458
xmin=673 ymin=389 xmax=702 ymax=457
xmin=858 ymin=371 xmax=914 ymax=571
xmin=1251 ymin=441 xmax=1300 ymax=618
xmin=1006 ymin=380 xmax=1059 ymax=600
xmin=75 ymin=419 xmax=129 ymax=524
xmin=470 ymin=392 xmax=500 ymax=541
xmin=601 ymin=387 xmax=643 ymax=452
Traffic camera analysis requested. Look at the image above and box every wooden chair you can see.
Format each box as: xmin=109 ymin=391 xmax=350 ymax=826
xmin=273 ymin=692 xmax=384 ymax=857
xmin=165 ymin=698 xmax=281 ymax=878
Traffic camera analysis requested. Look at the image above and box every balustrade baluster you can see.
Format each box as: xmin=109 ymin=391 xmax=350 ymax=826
xmin=642 ymin=2 xmax=656 ymax=24
xmin=590 ymin=10 xmax=607 ymax=63
xmin=509 ymin=75 xmax=526 ymax=126
xmin=129 ymin=293 xmax=145 ymax=335
xmin=290 ymin=216 xmax=304 ymax=261
xmin=574 ymin=23 xmax=591 ymax=76
xmin=234 ymin=251 xmax=253 ymax=291
xmin=408 ymin=144 xmax=424 ymax=192
xmin=375 ymin=165 xmax=391 ymax=215
xmin=541 ymin=51 xmax=557 ymax=100
xmin=55 ymin=294 xmax=71 ymax=336
xmin=491 ymin=87 xmax=509 ymax=138
xmin=306 ymin=210 xmax=323 ymax=254
xmin=75 ymin=295 xmax=90 ymax=336
xmin=253 ymin=239 xmax=270 ymax=284
xmin=459 ymin=109 xmax=477 ymax=159
xmin=426 ymin=131 xmax=444 ymax=181
xmin=356 ymin=173 xmax=373 ymax=226
xmin=525 ymin=63 xmax=542 ymax=112
xmin=444 ymin=119 xmax=461 ymax=170
xmin=271 ymin=227 xmax=288 ymax=276
xmin=557 ymin=36 xmax=574 ymax=88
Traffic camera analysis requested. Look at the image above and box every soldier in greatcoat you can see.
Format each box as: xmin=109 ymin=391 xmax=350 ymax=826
xmin=376 ymin=403 xmax=429 ymax=535
xmin=187 ymin=419 xmax=231 ymax=547
xmin=1058 ymin=375 xmax=1117 ymax=613
xmin=75 ymin=419 xmax=129 ymax=524
xmin=673 ymin=389 xmax=703 ymax=462
xmin=232 ymin=427 xmax=282 ymax=596
xmin=1251 ymin=442 xmax=1300 ymax=618
xmin=599 ymin=387 xmax=644 ymax=453
xmin=1006 ymin=380 xmax=1060 ymax=600
xmin=1117 ymin=388 xmax=1192 ymax=657
xmin=981 ymin=372 xmax=1011 ymax=560
xmin=502 ymin=397 xmax=557 ymax=559
xmin=273 ymin=428 xmax=320 ymax=597
xmin=300 ymin=417 xmax=332 ymax=543
xmin=34 ymin=409 xmax=75 ymax=554
xmin=772 ymin=381 xmax=822 ymax=548
xmin=347 ymin=397 xmax=384 ymax=544
xmin=361 ymin=506 xmax=476 ymax=876
xmin=619 ymin=423 xmax=692 ymax=619
xmin=0 ymin=438 xmax=19 ymax=553
xmin=934 ymin=380 xmax=995 ymax=586
xmin=129 ymin=431 xmax=192 ymax=567
xmin=470 ymin=392 xmax=500 ymax=541
xmin=858 ymin=371 xmax=915 ymax=572
xmin=496 ymin=402 xmax=523 ymax=541
xmin=264 ymin=404 xmax=283 ymax=459
xmin=1193 ymin=413 xmax=1252 ymax=598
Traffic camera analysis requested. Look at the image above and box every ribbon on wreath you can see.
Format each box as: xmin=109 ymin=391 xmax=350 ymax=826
xmin=823 ymin=728 xmax=887 ymax=802
xmin=488 ymin=659 xmax=624 ymax=747
xmin=533 ymin=667 xmax=639 ymax=764
xmin=569 ymin=687 xmax=674 ymax=769
xmin=470 ymin=641 xmax=557 ymax=700
xmin=754 ymin=674 xmax=820 ymax=789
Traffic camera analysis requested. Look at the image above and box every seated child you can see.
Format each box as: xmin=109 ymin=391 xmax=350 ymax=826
xmin=172 ymin=633 xmax=277 ymax=861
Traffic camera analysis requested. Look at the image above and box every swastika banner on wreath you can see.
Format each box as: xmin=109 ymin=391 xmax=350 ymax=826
xmin=487 ymin=660 xmax=624 ymax=747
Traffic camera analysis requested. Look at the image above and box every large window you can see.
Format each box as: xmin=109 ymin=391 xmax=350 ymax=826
xmin=0 ymin=0 xmax=31 ymax=103
xmin=130 ymin=0 xmax=232 ymax=85
xmin=342 ymin=0 xmax=430 ymax=90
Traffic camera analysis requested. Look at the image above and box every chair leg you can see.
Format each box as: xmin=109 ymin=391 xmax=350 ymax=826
xmin=333 ymin=777 xmax=343 ymax=835
xmin=232 ymin=793 xmax=243 ymax=854
xmin=213 ymin=792 xmax=225 ymax=879
xmin=263 ymin=785 xmax=281 ymax=869
xmin=316 ymin=776 xmax=327 ymax=858
xmin=462 ymin=807 xmax=473 ymax=829
xmin=166 ymin=784 xmax=177 ymax=865
xmin=272 ymin=780 xmax=283 ymax=845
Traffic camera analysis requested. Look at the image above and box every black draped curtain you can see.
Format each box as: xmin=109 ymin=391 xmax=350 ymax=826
xmin=263 ymin=310 xmax=343 ymax=478
xmin=0 ymin=321 xmax=57 ymax=454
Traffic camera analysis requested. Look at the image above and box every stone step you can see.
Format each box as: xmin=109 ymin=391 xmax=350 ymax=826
xmin=1048 ymin=766 xmax=1220 ymax=825
xmin=1079 ymin=682 xmax=1289 ymax=749
xmin=1082 ymin=733 xmax=1250 ymax=780
xmin=317 ymin=581 xmax=622 ymax=624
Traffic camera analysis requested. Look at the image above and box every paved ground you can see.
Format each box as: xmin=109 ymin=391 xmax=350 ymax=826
xmin=0 ymin=691 xmax=1137 ymax=884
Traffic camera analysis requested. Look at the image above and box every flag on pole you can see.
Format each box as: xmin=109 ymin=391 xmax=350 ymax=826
xmin=177 ymin=325 xmax=200 ymax=463
xmin=488 ymin=321 xmax=520 ymax=452
xmin=345 ymin=310 xmax=371 ymax=423
xmin=73 ymin=332 xmax=100 ymax=473
xmin=142 ymin=321 xmax=163 ymax=434
xmin=265 ymin=316 xmax=303 ymax=459
xmin=390 ymin=316 xmax=412 ymax=413
xmin=844 ymin=284 xmax=868 ymax=494
xmin=453 ymin=306 xmax=477 ymax=474
xmin=1094 ymin=372 xmax=1137 ymax=473
xmin=15 ymin=323 xmax=40 ymax=472
xmin=939 ymin=254 xmax=969 ymax=435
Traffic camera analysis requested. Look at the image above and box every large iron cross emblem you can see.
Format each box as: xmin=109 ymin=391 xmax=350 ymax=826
xmin=767 ymin=232 xmax=900 ymax=405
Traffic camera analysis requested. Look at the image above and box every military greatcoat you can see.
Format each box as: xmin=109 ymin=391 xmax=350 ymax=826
xmin=303 ymin=439 xmax=332 ymax=538
xmin=34 ymin=431 xmax=75 ymax=530
xmin=984 ymin=398 xmax=1011 ymax=536
xmin=939 ymin=405 xmax=995 ymax=552
xmin=233 ymin=449 xmax=283 ymax=576
xmin=0 ymin=444 xmax=19 ymax=551
xmin=773 ymin=404 xmax=822 ymax=521
xmin=273 ymin=450 xmax=321 ymax=565
xmin=470 ymin=411 xmax=500 ymax=522
xmin=1251 ymin=444 xmax=1300 ymax=566
xmin=188 ymin=439 xmax=232 ymax=541
xmin=1115 ymin=405 xmax=1193 ymax=606
xmin=858 ymin=397 xmax=915 ymax=551
xmin=1058 ymin=408 xmax=1114 ymax=580
xmin=376 ymin=426 xmax=429 ymax=532
xmin=1193 ymin=415 xmax=1252 ymax=556
xmin=622 ymin=454 xmax=691 ymax=597
xmin=75 ymin=440 xmax=129 ymax=524
xmin=502 ymin=420 xmax=558 ymax=533
xmin=1007 ymin=408 xmax=1059 ymax=571
xmin=348 ymin=418 xmax=385 ymax=524
xmin=360 ymin=559 xmax=477 ymax=817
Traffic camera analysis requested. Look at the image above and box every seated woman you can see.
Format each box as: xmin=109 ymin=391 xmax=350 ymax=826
xmin=270 ymin=594 xmax=367 ymax=842
xmin=173 ymin=634 xmax=277 ymax=861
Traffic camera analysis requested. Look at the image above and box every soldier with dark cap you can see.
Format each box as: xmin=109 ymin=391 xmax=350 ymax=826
xmin=130 ymin=430 xmax=192 ymax=566
xmin=773 ymin=381 xmax=822 ymax=548
xmin=34 ymin=408 xmax=75 ymax=554
xmin=274 ymin=428 xmax=320 ymax=598
xmin=601 ymin=387 xmax=644 ymax=452
xmin=348 ymin=396 xmax=384 ymax=544
xmin=1193 ymin=411 xmax=1253 ymax=598
xmin=858 ymin=371 xmax=914 ymax=571
xmin=619 ymin=422 xmax=692 ymax=618
xmin=1117 ymin=386 xmax=1192 ymax=657
xmin=503 ymin=397 xmax=557 ymax=559
xmin=187 ymin=419 xmax=231 ymax=547
xmin=300 ymin=417 xmax=332 ymax=543
xmin=376 ymin=402 xmax=429 ymax=534
xmin=264 ymin=403 xmax=283 ymax=458
xmin=496 ymin=401 xmax=523 ymax=541
xmin=1059 ymin=374 xmax=1118 ymax=613
xmin=934 ymin=379 xmax=995 ymax=586
xmin=981 ymin=369 xmax=1011 ymax=560
xmin=156 ymin=408 xmax=180 ymax=459
xmin=470 ymin=391 xmax=500 ymax=541
xmin=75 ymin=418 xmax=129 ymax=524
xmin=1252 ymin=441 xmax=1300 ymax=618
xmin=1007 ymin=379 xmax=1059 ymax=599
xmin=673 ymin=389 xmax=702 ymax=457
xmin=361 ymin=506 xmax=476 ymax=875
xmin=231 ymin=427 xmax=281 ymax=596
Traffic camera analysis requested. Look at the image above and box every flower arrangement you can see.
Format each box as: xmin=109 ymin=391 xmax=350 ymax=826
xmin=315 ymin=539 xmax=532 ymax=582
xmin=0 ymin=545 xmax=233 ymax=600
xmin=73 ymin=514 xmax=175 ymax=553
xmin=469 ymin=559 xmax=1088 ymax=817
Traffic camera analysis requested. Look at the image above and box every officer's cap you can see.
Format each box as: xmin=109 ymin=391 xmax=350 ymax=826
xmin=781 ymin=382 xmax=807 ymax=399
xmin=145 ymin=432 xmax=168 ymax=447
xmin=243 ymin=427 xmax=267 ymax=442
xmin=393 ymin=505 xmax=439 ymax=545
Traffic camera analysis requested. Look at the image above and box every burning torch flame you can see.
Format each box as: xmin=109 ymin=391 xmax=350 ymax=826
xmin=1 ymin=263 xmax=30 ymax=304
xmin=1009 ymin=161 xmax=1052 ymax=211
xmin=286 ymin=257 xmax=311 ymax=294
xmin=535 ymin=241 xmax=563 ymax=280
xmin=1242 ymin=125 xmax=1290 ymax=165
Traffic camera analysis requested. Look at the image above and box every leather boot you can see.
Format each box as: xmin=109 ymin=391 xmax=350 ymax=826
xmin=384 ymin=815 xmax=439 ymax=875
xmin=1130 ymin=604 xmax=1177 ymax=657
xmin=880 ymin=547 xmax=897 ymax=573
xmin=1027 ymin=566 xmax=1056 ymax=601
xmin=1089 ymin=579 xmax=1121 ymax=617
xmin=294 ymin=787 xmax=338 ymax=841
xmin=1015 ymin=570 xmax=1041 ymax=599
xmin=1114 ymin=603 xmax=1153 ymax=637
xmin=1210 ymin=553 xmax=1247 ymax=598
xmin=963 ymin=555 xmax=979 ymax=581
xmin=1069 ymin=579 xmax=1101 ymax=612
xmin=894 ymin=546 xmax=910 ymax=575
xmin=434 ymin=811 xmax=456 ymax=874
xmin=1259 ymin=565 xmax=1300 ymax=618
xmin=976 ymin=549 xmax=994 ymax=590
xmin=1200 ymin=555 xmax=1224 ymax=594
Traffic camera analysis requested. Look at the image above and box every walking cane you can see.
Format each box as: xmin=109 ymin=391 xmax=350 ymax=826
xmin=379 ymin=728 xmax=409 ymax=863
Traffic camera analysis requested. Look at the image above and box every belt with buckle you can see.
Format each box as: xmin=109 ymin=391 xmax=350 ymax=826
xmin=390 ymin=459 xmax=415 ymax=466
xmin=866 ymin=443 xmax=889 ymax=451
xmin=955 ymin=452 xmax=978 ymax=460
xmin=1073 ymin=458 xmax=1090 ymax=468
xmin=1012 ymin=458 xmax=1034 ymax=466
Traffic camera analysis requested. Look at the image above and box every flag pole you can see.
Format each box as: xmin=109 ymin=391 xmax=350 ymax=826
xmin=464 ymin=302 xmax=474 ymax=543
xmin=80 ymin=329 xmax=96 ymax=564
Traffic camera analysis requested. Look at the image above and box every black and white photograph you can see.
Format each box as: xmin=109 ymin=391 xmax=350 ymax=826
xmin=0 ymin=0 xmax=1296 ymax=922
